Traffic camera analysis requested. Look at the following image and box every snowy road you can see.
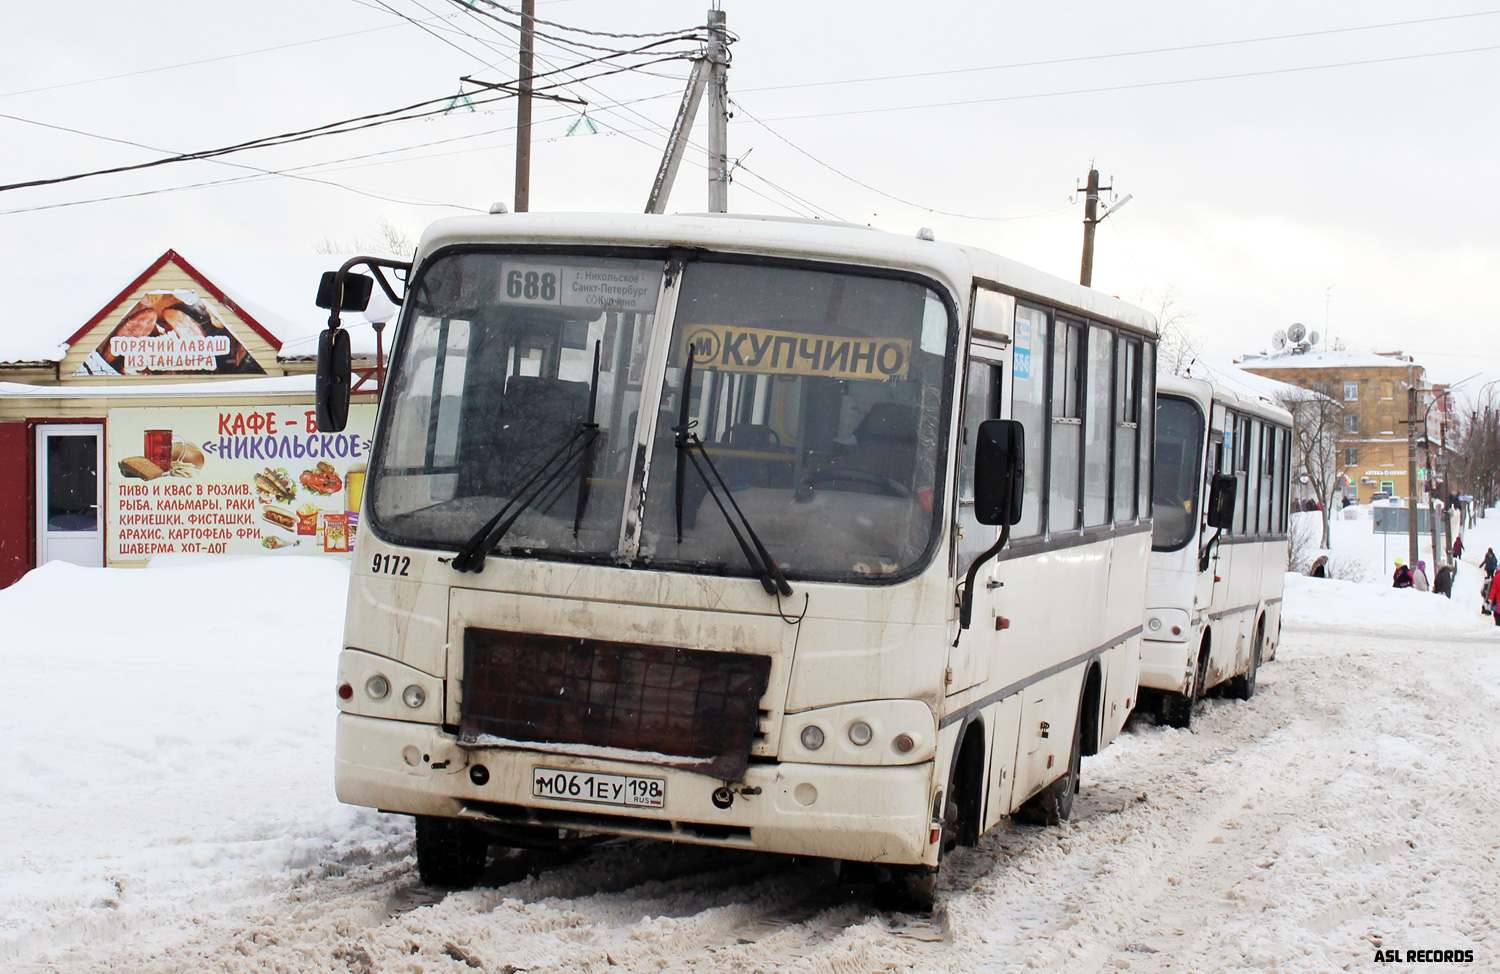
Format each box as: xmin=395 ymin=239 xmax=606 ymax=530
xmin=6 ymin=562 xmax=1499 ymax=972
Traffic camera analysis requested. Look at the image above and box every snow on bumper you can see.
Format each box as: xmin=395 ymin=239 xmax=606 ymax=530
xmin=335 ymin=712 xmax=937 ymax=865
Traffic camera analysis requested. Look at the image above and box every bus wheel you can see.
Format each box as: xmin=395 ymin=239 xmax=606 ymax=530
xmin=1226 ymin=619 xmax=1263 ymax=700
xmin=887 ymin=867 xmax=938 ymax=914
xmin=1014 ymin=701 xmax=1083 ymax=826
xmin=415 ymin=815 xmax=489 ymax=889
xmin=1163 ymin=643 xmax=1209 ymax=729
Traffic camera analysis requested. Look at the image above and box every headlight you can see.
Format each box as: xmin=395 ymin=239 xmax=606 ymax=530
xmin=847 ymin=721 xmax=873 ymax=746
xmin=365 ymin=675 xmax=389 ymax=699
xmin=800 ymin=725 xmax=825 ymax=750
xmin=402 ymin=684 xmax=426 ymax=708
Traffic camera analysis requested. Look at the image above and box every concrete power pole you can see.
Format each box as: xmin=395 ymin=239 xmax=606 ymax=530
xmin=706 ymin=8 xmax=729 ymax=213
xmin=1079 ymin=167 xmax=1112 ymax=288
xmin=513 ymin=0 xmax=535 ymax=212
xmin=1407 ymin=385 xmax=1420 ymax=567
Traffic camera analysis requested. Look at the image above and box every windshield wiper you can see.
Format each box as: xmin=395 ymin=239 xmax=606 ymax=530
xmin=451 ymin=349 xmax=602 ymax=573
xmin=572 ymin=341 xmax=602 ymax=539
xmin=672 ymin=349 xmax=792 ymax=597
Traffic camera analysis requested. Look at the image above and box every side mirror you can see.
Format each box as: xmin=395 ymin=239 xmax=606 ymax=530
xmin=1206 ymin=474 xmax=1236 ymax=530
xmin=974 ymin=419 xmax=1024 ymax=526
xmin=315 ymin=328 xmax=351 ymax=432
xmin=316 ymin=271 xmax=374 ymax=312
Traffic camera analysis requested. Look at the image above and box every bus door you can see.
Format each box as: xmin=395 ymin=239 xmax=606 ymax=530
xmin=1198 ymin=408 xmax=1227 ymax=613
xmin=950 ymin=336 xmax=1008 ymax=694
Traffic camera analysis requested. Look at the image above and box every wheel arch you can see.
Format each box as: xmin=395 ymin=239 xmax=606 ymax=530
xmin=1080 ymin=661 xmax=1104 ymax=757
xmin=948 ymin=715 xmax=987 ymax=847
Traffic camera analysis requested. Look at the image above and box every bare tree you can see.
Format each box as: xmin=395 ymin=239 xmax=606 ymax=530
xmin=313 ymin=215 xmax=416 ymax=257
xmin=1451 ymin=388 xmax=1500 ymax=514
xmin=1139 ymin=284 xmax=1201 ymax=376
xmin=1275 ymin=388 xmax=1343 ymax=548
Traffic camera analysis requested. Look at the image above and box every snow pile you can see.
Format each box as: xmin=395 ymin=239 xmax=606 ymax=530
xmin=0 ymin=557 xmax=405 ymax=968
xmin=1282 ymin=572 xmax=1490 ymax=633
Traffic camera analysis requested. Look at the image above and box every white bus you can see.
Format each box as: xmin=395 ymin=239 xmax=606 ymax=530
xmin=317 ymin=213 xmax=1157 ymax=905
xmin=1142 ymin=374 xmax=1291 ymax=728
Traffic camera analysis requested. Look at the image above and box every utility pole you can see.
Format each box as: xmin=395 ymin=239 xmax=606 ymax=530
xmin=1078 ymin=167 xmax=1112 ymax=288
xmin=1406 ymin=384 xmax=1420 ymax=568
xmin=1424 ymin=420 xmax=1440 ymax=574
xmin=513 ymin=0 xmax=535 ymax=212
xmin=705 ymin=8 xmax=729 ymax=212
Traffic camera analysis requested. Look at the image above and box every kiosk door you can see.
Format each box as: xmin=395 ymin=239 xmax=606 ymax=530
xmin=35 ymin=424 xmax=104 ymax=568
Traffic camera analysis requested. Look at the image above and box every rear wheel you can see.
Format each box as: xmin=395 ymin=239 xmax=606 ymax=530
xmin=1013 ymin=697 xmax=1084 ymax=826
xmin=1226 ymin=619 xmax=1263 ymax=700
xmin=1162 ymin=647 xmax=1207 ymax=729
xmin=414 ymin=815 xmax=489 ymax=889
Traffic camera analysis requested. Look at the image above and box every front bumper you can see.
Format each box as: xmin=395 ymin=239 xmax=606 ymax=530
xmin=1139 ymin=636 xmax=1195 ymax=695
xmin=335 ymin=712 xmax=938 ymax=866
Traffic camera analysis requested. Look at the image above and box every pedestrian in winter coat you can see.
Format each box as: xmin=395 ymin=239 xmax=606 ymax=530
xmin=1453 ymin=536 xmax=1465 ymax=561
xmin=1434 ymin=563 xmax=1454 ymax=597
xmin=1487 ymin=571 xmax=1500 ymax=625
xmin=1484 ymin=548 xmax=1498 ymax=579
xmin=1393 ymin=559 xmax=1413 ymax=588
xmin=1413 ymin=560 xmax=1430 ymax=592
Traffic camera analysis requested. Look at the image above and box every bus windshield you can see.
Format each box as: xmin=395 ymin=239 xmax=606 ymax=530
xmin=1151 ymin=395 xmax=1205 ymax=552
xmin=368 ymin=250 xmax=953 ymax=581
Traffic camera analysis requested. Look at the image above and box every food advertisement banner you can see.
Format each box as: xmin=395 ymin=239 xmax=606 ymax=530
xmin=107 ymin=405 xmax=377 ymax=561
xmin=75 ymin=290 xmax=266 ymax=376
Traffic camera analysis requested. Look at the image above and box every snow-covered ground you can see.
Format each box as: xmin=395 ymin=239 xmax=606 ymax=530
xmin=5 ymin=513 xmax=1500 ymax=973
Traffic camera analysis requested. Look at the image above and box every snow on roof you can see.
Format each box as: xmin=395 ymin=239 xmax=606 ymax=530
xmin=0 ymin=251 xmax=398 ymax=365
xmin=0 ymin=374 xmax=318 ymax=399
xmin=1237 ymin=348 xmax=1419 ymax=371
xmin=1185 ymin=358 xmax=1312 ymax=405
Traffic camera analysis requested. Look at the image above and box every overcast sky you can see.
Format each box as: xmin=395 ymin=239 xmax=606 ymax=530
xmin=3 ymin=1 xmax=1497 ymax=387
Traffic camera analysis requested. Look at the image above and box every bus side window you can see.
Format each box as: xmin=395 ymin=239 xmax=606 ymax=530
xmin=1234 ymin=414 xmax=1250 ymax=535
xmin=1083 ymin=324 xmax=1113 ymax=526
xmin=1114 ymin=336 xmax=1140 ymax=521
xmin=1050 ymin=319 xmax=1084 ymax=533
xmin=1259 ymin=423 xmax=1273 ymax=534
xmin=1012 ymin=305 xmax=1048 ymax=538
xmin=1137 ymin=341 xmax=1155 ymax=521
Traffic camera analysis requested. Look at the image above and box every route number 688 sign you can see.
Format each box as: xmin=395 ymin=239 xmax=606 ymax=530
xmin=498 ymin=262 xmax=661 ymax=314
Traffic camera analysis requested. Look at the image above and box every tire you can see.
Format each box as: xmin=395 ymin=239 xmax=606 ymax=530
xmin=414 ymin=815 xmax=489 ymax=889
xmin=1013 ymin=697 xmax=1084 ymax=826
xmin=1162 ymin=649 xmax=1206 ymax=729
xmin=1226 ymin=619 xmax=1263 ymax=701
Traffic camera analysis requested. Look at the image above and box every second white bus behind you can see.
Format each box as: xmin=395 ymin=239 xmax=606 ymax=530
xmin=1142 ymin=374 xmax=1291 ymax=728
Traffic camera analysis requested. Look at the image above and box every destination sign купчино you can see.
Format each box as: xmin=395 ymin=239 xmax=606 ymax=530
xmin=679 ymin=324 xmax=911 ymax=381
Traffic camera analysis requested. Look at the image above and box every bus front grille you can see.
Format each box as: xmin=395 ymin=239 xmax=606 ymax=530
xmin=458 ymin=628 xmax=773 ymax=781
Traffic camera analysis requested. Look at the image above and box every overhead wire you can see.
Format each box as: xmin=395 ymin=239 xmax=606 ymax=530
xmin=730 ymin=100 xmax=1073 ymax=222
xmin=744 ymin=43 xmax=1500 ymax=124
xmin=734 ymin=8 xmax=1500 ymax=96
xmin=0 ymin=16 xmax=459 ymax=100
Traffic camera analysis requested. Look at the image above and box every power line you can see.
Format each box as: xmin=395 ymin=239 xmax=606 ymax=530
xmin=0 ymin=16 xmax=457 ymax=100
xmin=0 ymin=89 xmax=522 ymax=194
xmin=740 ymin=43 xmax=1500 ymax=124
xmin=735 ymin=9 xmax=1500 ymax=96
xmin=731 ymin=100 xmax=1072 ymax=222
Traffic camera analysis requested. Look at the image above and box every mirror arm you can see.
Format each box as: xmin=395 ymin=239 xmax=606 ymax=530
xmin=959 ymin=524 xmax=1011 ymax=630
xmin=326 ymin=256 xmax=413 ymax=330
xmin=1198 ymin=527 xmax=1223 ymax=573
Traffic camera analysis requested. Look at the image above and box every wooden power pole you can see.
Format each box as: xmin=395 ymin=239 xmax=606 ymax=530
xmin=1079 ymin=167 xmax=1112 ymax=288
xmin=514 ymin=0 xmax=535 ymax=212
